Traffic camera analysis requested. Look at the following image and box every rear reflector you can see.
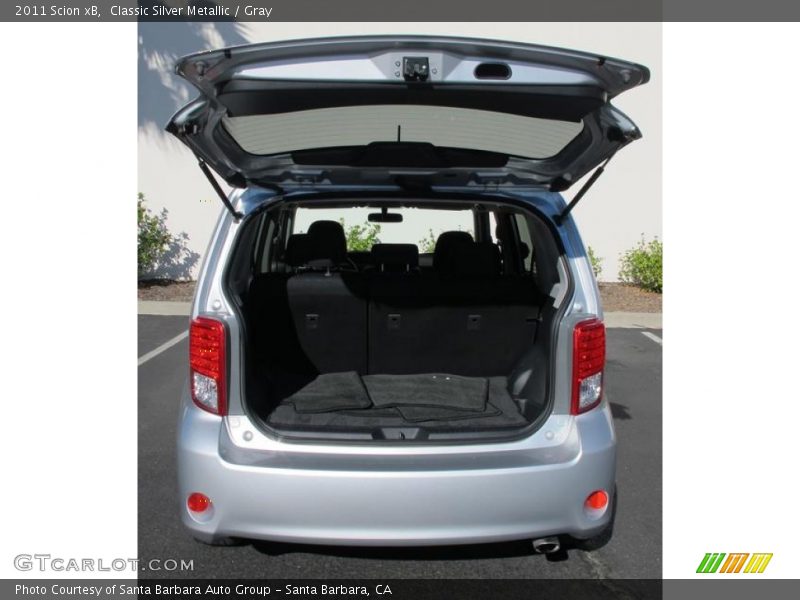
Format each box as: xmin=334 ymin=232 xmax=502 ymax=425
xmin=187 ymin=492 xmax=211 ymax=513
xmin=189 ymin=317 xmax=227 ymax=416
xmin=571 ymin=318 xmax=605 ymax=414
xmin=585 ymin=490 xmax=609 ymax=510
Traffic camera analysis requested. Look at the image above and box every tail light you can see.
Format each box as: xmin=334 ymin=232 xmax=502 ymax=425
xmin=189 ymin=317 xmax=227 ymax=415
xmin=571 ymin=318 xmax=605 ymax=414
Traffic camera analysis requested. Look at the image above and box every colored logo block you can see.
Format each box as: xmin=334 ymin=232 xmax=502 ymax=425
xmin=697 ymin=553 xmax=772 ymax=574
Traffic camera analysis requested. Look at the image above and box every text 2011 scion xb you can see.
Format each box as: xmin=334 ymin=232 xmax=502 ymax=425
xmin=166 ymin=36 xmax=648 ymax=551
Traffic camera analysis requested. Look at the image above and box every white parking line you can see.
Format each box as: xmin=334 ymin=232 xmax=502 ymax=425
xmin=138 ymin=330 xmax=189 ymax=366
xmin=641 ymin=331 xmax=662 ymax=346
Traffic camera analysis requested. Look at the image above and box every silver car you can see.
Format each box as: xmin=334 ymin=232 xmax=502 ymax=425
xmin=167 ymin=36 xmax=648 ymax=552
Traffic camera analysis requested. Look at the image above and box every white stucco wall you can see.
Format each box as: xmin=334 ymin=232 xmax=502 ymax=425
xmin=138 ymin=22 xmax=661 ymax=281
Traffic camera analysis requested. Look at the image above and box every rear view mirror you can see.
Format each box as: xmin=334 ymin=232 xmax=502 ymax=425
xmin=368 ymin=210 xmax=403 ymax=223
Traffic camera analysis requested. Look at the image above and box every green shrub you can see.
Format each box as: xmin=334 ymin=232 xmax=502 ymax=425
xmin=418 ymin=229 xmax=439 ymax=253
xmin=341 ymin=219 xmax=381 ymax=251
xmin=618 ymin=236 xmax=663 ymax=293
xmin=587 ymin=246 xmax=603 ymax=280
xmin=138 ymin=193 xmax=173 ymax=276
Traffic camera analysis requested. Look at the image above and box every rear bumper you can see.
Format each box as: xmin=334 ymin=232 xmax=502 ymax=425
xmin=176 ymin=396 xmax=616 ymax=546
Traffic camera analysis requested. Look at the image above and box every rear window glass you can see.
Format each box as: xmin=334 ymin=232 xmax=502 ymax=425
xmin=293 ymin=207 xmax=474 ymax=252
xmin=223 ymin=105 xmax=583 ymax=159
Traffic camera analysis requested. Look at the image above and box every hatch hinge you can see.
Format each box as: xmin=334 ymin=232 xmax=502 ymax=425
xmin=555 ymin=152 xmax=616 ymax=226
xmin=195 ymin=158 xmax=244 ymax=220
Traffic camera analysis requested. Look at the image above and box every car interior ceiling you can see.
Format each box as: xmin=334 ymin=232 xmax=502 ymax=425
xmin=227 ymin=199 xmax=565 ymax=438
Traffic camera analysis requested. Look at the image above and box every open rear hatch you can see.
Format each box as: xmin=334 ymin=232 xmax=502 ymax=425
xmin=171 ymin=37 xmax=649 ymax=442
xmin=166 ymin=35 xmax=648 ymax=193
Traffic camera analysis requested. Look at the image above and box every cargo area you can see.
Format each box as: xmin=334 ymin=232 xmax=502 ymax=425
xmin=227 ymin=198 xmax=567 ymax=441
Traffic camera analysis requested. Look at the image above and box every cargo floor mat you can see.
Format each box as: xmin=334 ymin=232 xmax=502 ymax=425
xmin=284 ymin=371 xmax=371 ymax=413
xmin=362 ymin=373 xmax=488 ymax=412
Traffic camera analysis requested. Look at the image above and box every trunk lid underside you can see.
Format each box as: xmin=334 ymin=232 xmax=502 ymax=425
xmin=166 ymin=35 xmax=648 ymax=191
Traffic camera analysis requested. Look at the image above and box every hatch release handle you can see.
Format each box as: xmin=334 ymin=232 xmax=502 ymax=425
xmin=403 ymin=57 xmax=429 ymax=82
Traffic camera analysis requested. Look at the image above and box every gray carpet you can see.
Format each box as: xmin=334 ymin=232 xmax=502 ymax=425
xmin=395 ymin=402 xmax=501 ymax=422
xmin=267 ymin=375 xmax=528 ymax=430
xmin=363 ymin=373 xmax=489 ymax=412
xmin=285 ymin=371 xmax=371 ymax=413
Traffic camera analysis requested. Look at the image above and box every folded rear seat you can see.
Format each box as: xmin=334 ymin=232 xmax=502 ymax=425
xmin=250 ymin=221 xmax=368 ymax=375
xmin=368 ymin=232 xmax=545 ymax=376
xmin=251 ymin=227 xmax=545 ymax=382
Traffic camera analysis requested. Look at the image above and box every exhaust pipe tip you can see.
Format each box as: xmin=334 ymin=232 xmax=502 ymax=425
xmin=532 ymin=536 xmax=561 ymax=554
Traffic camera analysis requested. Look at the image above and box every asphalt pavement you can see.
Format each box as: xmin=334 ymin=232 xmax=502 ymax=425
xmin=138 ymin=315 xmax=662 ymax=579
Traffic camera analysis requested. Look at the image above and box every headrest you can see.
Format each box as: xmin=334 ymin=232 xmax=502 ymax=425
xmin=306 ymin=220 xmax=347 ymax=263
xmin=371 ymin=244 xmax=419 ymax=272
xmin=284 ymin=234 xmax=314 ymax=267
xmin=451 ymin=242 xmax=502 ymax=277
xmin=433 ymin=230 xmax=474 ymax=272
